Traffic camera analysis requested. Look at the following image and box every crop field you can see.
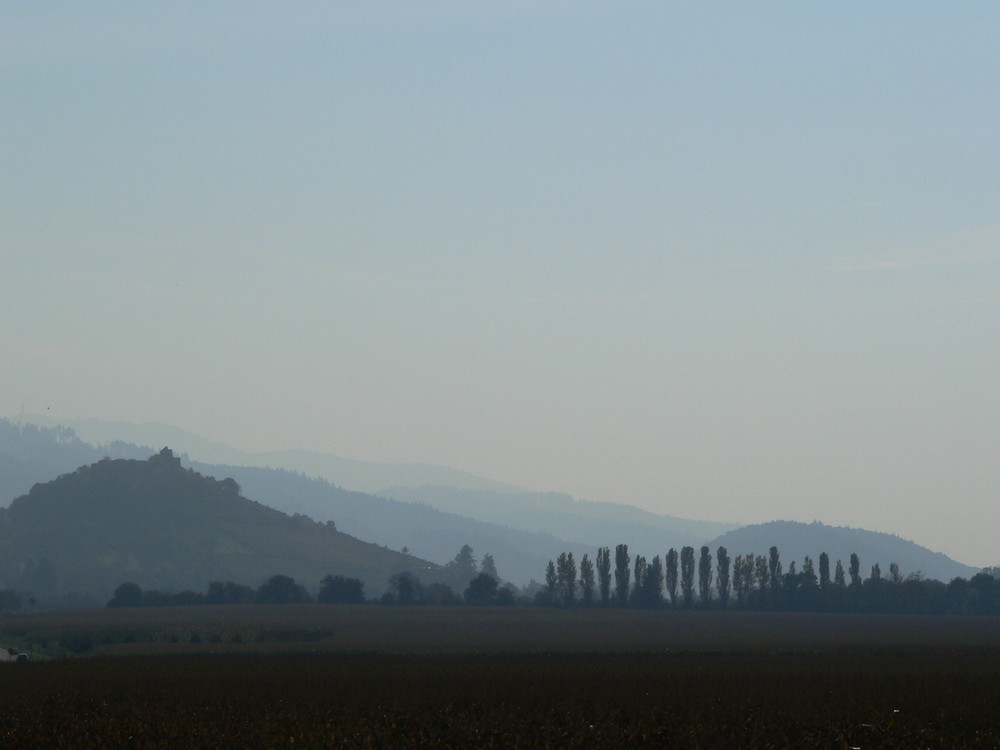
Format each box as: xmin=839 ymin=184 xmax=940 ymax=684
xmin=2 ymin=607 xmax=999 ymax=747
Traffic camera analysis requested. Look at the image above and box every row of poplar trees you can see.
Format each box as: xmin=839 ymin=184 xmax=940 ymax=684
xmin=539 ymin=544 xmax=981 ymax=613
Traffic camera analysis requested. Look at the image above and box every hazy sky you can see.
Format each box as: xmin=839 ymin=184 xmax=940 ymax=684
xmin=3 ymin=3 xmax=998 ymax=566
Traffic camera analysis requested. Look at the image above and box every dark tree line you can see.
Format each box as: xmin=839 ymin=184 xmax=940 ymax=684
xmin=107 ymin=545 xmax=518 ymax=609
xmin=108 ymin=573 xmax=361 ymax=608
xmin=105 ymin=541 xmax=1000 ymax=616
xmin=536 ymin=544 xmax=1000 ymax=615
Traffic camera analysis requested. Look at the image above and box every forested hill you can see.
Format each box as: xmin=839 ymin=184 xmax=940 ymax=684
xmin=0 ymin=449 xmax=438 ymax=605
xmin=706 ymin=521 xmax=978 ymax=583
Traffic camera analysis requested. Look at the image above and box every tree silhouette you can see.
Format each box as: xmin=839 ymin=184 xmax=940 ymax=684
xmin=424 ymin=582 xmax=458 ymax=606
xmin=108 ymin=582 xmax=142 ymax=608
xmin=205 ymin=580 xmax=255 ymax=605
xmin=698 ymin=546 xmax=713 ymax=607
xmin=732 ymin=554 xmax=747 ymax=607
xmin=819 ymin=552 xmax=830 ymax=590
xmin=648 ymin=555 xmax=664 ymax=607
xmin=889 ymin=562 xmax=901 ymax=585
xmin=464 ymin=572 xmax=500 ymax=605
xmin=849 ymin=553 xmax=862 ymax=609
xmin=631 ymin=554 xmax=663 ymax=608
xmin=754 ymin=555 xmax=769 ymax=606
xmin=716 ymin=546 xmax=731 ymax=609
xmin=680 ymin=546 xmax=695 ymax=609
xmin=802 ymin=557 xmax=817 ymax=586
xmin=544 ymin=560 xmax=557 ymax=605
xmin=257 ymin=574 xmax=312 ymax=604
xmin=849 ymin=553 xmax=861 ymax=588
xmin=834 ymin=559 xmax=846 ymax=588
xmin=579 ymin=553 xmax=595 ymax=605
xmin=665 ymin=548 xmax=679 ymax=608
xmin=596 ymin=547 xmax=612 ymax=606
xmin=556 ymin=552 xmax=577 ymax=607
xmin=614 ymin=544 xmax=630 ymax=606
xmin=318 ymin=574 xmax=365 ymax=604
xmin=632 ymin=555 xmax=647 ymax=606
xmin=447 ymin=545 xmax=478 ymax=584
xmin=387 ymin=571 xmax=423 ymax=605
xmin=768 ymin=547 xmax=782 ymax=605
xmin=480 ymin=553 xmax=499 ymax=581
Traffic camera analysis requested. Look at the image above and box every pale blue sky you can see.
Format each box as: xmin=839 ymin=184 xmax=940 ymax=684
xmin=2 ymin=2 xmax=998 ymax=565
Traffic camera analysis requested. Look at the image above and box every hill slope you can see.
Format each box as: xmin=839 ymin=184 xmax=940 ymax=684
xmin=187 ymin=462 xmax=597 ymax=585
xmin=0 ymin=449 xmax=438 ymax=605
xmin=705 ymin=521 xmax=978 ymax=583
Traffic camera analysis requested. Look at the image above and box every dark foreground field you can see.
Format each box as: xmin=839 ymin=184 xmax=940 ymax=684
xmin=2 ymin=607 xmax=999 ymax=748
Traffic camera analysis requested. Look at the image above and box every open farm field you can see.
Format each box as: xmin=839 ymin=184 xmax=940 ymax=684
xmin=2 ymin=608 xmax=999 ymax=747
xmin=1 ymin=649 xmax=999 ymax=747
xmin=3 ymin=605 xmax=1000 ymax=657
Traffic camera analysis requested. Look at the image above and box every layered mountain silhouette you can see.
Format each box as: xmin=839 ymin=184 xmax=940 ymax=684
xmin=184 ymin=463 xmax=596 ymax=586
xmin=381 ymin=485 xmax=736 ymax=554
xmin=0 ymin=420 xmax=594 ymax=584
xmin=0 ymin=418 xmax=984 ymax=599
xmin=1 ymin=418 xmax=734 ymax=583
xmin=17 ymin=415 xmax=522 ymax=494
xmin=0 ymin=447 xmax=438 ymax=605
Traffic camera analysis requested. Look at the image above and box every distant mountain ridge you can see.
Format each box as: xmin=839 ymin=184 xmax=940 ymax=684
xmin=1 ymin=417 xmax=984 ymax=588
xmin=17 ymin=414 xmax=524 ymax=494
xmin=380 ymin=485 xmax=737 ymax=555
xmin=706 ymin=521 xmax=978 ymax=583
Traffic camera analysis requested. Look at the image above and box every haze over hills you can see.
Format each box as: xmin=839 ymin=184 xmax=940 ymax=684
xmin=7 ymin=416 xmax=742 ymax=578
xmin=183 ymin=463 xmax=597 ymax=585
xmin=0 ymin=418 xmax=986 ymax=592
xmin=381 ymin=485 xmax=737 ymax=556
xmin=18 ymin=415 xmax=524 ymax=495
xmin=0 ymin=419 xmax=592 ymax=584
xmin=706 ymin=521 xmax=979 ymax=584
xmin=0 ymin=448 xmax=440 ymax=605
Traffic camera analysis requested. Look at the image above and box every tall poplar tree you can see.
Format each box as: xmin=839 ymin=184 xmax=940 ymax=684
xmin=849 ymin=553 xmax=862 ymax=588
xmin=648 ymin=554 xmax=664 ymax=606
xmin=579 ymin=553 xmax=595 ymax=605
xmin=732 ymin=554 xmax=746 ymax=607
xmin=556 ymin=552 xmax=577 ymax=607
xmin=698 ymin=546 xmax=713 ymax=607
xmin=665 ymin=548 xmax=679 ymax=608
xmin=755 ymin=555 xmax=769 ymax=599
xmin=632 ymin=555 xmax=647 ymax=605
xmin=834 ymin=559 xmax=846 ymax=588
xmin=544 ymin=560 xmax=557 ymax=605
xmin=768 ymin=546 xmax=782 ymax=603
xmin=614 ymin=544 xmax=631 ymax=606
xmin=716 ymin=546 xmax=731 ymax=609
xmin=818 ymin=552 xmax=831 ymax=590
xmin=680 ymin=546 xmax=695 ymax=609
xmin=596 ymin=547 xmax=612 ymax=606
